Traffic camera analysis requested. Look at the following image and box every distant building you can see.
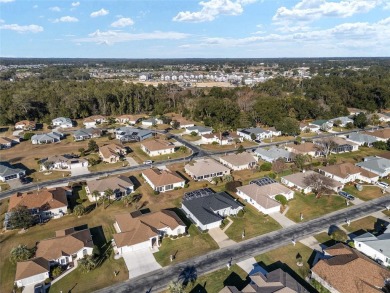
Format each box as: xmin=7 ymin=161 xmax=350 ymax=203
xmin=219 ymin=152 xmax=257 ymax=171
xmin=115 ymin=127 xmax=153 ymax=142
xmin=141 ymin=139 xmax=175 ymax=157
xmin=31 ymin=131 xmax=64 ymax=144
xmin=99 ymin=143 xmax=127 ymax=163
xmin=85 ymin=175 xmax=134 ymax=201
xmin=52 ymin=117 xmax=73 ymax=128
xmin=356 ymin=156 xmax=390 ymax=177
xmin=0 ymin=161 xmax=26 ymax=182
xmin=15 ymin=120 xmax=36 ymax=131
xmin=73 ymin=128 xmax=102 ymax=141
xmin=83 ymin=115 xmax=107 ymax=128
xmin=237 ymin=127 xmax=280 ymax=141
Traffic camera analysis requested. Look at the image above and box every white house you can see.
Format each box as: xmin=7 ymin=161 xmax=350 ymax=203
xmin=85 ymin=175 xmax=134 ymax=201
xmin=185 ymin=126 xmax=213 ymax=135
xmin=318 ymin=162 xmax=379 ymax=184
xmin=219 ymin=152 xmax=257 ymax=171
xmin=83 ymin=115 xmax=107 ymax=128
xmin=356 ymin=156 xmax=390 ymax=177
xmin=113 ymin=210 xmax=186 ymax=253
xmin=141 ymin=139 xmax=175 ymax=157
xmin=185 ymin=158 xmax=230 ymax=181
xmin=31 ymin=131 xmax=64 ymax=144
xmin=0 ymin=162 xmax=26 ymax=182
xmin=142 ymin=168 xmax=185 ymax=193
xmin=14 ymin=258 xmax=50 ymax=288
xmin=201 ymin=132 xmax=243 ymax=145
xmin=141 ymin=117 xmax=163 ymax=126
xmin=39 ymin=154 xmax=88 ymax=171
xmin=237 ymin=127 xmax=280 ymax=141
xmin=52 ymin=117 xmax=73 ymax=128
xmin=328 ymin=116 xmax=354 ymax=127
xmin=254 ymin=147 xmax=293 ymax=163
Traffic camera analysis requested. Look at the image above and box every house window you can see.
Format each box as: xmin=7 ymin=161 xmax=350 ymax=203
xmin=83 ymin=249 xmax=87 ymax=256
xmin=60 ymin=258 xmax=65 ymax=264
xmin=358 ymin=243 xmax=361 ymax=247
xmin=165 ymin=184 xmax=173 ymax=190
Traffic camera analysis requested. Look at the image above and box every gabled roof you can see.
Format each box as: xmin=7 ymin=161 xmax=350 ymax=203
xmin=354 ymin=226 xmax=390 ymax=257
xmin=347 ymin=133 xmax=377 ymax=144
xmin=142 ymin=168 xmax=184 ymax=187
xmin=99 ymin=143 xmax=126 ymax=159
xmin=15 ymin=120 xmax=36 ymax=127
xmin=254 ymin=147 xmax=293 ymax=160
xmin=186 ymin=126 xmax=213 ymax=133
xmin=281 ymin=170 xmax=343 ymax=189
xmin=0 ymin=162 xmax=25 ymax=178
xmin=238 ymin=127 xmax=268 ymax=135
xmin=86 ymin=175 xmax=133 ymax=193
xmin=185 ymin=159 xmax=230 ymax=177
xmin=237 ymin=184 xmax=282 ymax=209
xmin=73 ymin=128 xmax=102 ymax=137
xmin=309 ymin=119 xmax=329 ymax=126
xmin=319 ymin=162 xmax=376 ymax=179
xmin=356 ymin=157 xmax=390 ymax=174
xmin=36 ymin=228 xmax=93 ymax=260
xmin=365 ymin=129 xmax=390 ymax=140
xmin=83 ymin=115 xmax=106 ymax=123
xmin=220 ymin=152 xmax=257 ymax=167
xmin=52 ymin=117 xmax=72 ymax=124
xmin=115 ymin=127 xmax=152 ymax=137
xmin=39 ymin=154 xmax=87 ymax=165
xmin=141 ymin=139 xmax=175 ymax=152
xmin=15 ymin=257 xmax=49 ymax=281
xmin=31 ymin=131 xmax=63 ymax=142
xmin=286 ymin=142 xmax=317 ymax=154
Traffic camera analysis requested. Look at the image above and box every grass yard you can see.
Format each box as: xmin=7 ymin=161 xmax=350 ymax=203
xmin=170 ymin=129 xmax=185 ymax=134
xmin=254 ymin=242 xmax=315 ymax=283
xmin=200 ymin=141 xmax=257 ymax=152
xmin=88 ymin=160 xmax=129 ymax=172
xmin=334 ymin=147 xmax=387 ymax=164
xmin=0 ymin=182 xmax=10 ymax=192
xmin=285 ymin=193 xmax=350 ymax=223
xmin=343 ymin=185 xmax=384 ymax=201
xmin=342 ymin=215 xmax=386 ymax=235
xmin=132 ymin=145 xmax=189 ymax=163
xmin=225 ymin=204 xmax=281 ymax=242
xmin=30 ymin=170 xmax=71 ymax=182
xmin=182 ymin=134 xmax=201 ymax=142
xmin=313 ymin=232 xmax=336 ymax=248
xmin=262 ymin=136 xmax=294 ymax=143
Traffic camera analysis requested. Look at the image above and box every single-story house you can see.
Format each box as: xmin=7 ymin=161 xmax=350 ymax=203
xmin=281 ymin=170 xmax=343 ymax=194
xmin=170 ymin=118 xmax=195 ymax=129
xmin=185 ymin=158 xmax=230 ymax=181
xmin=31 ymin=131 xmax=64 ymax=144
xmin=141 ymin=139 xmax=175 ymax=157
xmin=356 ymin=156 xmax=390 ymax=177
xmin=52 ymin=117 xmax=73 ymax=128
xmin=182 ymin=189 xmax=243 ymax=230
xmin=254 ymin=147 xmax=294 ymax=163
xmin=318 ymin=162 xmax=379 ymax=184
xmin=5 ymin=187 xmax=70 ymax=229
xmin=0 ymin=136 xmax=20 ymax=150
xmin=185 ymin=126 xmax=213 ymax=135
xmin=141 ymin=117 xmax=163 ymax=126
xmin=236 ymin=183 xmax=293 ymax=214
xmin=311 ymin=243 xmax=390 ymax=293
xmin=15 ymin=120 xmax=36 ymax=131
xmin=300 ymin=122 xmax=320 ymax=133
xmin=328 ymin=116 xmax=354 ymax=127
xmin=85 ymin=175 xmax=134 ymax=201
xmin=35 ymin=227 xmax=94 ymax=267
xmin=286 ymin=142 xmax=322 ymax=157
xmin=0 ymin=162 xmax=26 ymax=182
xmin=115 ymin=127 xmax=153 ymax=142
xmin=371 ymin=113 xmax=390 ymax=123
xmin=346 ymin=133 xmax=378 ymax=146
xmin=219 ymin=152 xmax=257 ymax=171
xmin=237 ymin=127 xmax=280 ymax=141
xmin=142 ymin=168 xmax=185 ymax=193
xmin=348 ymin=107 xmax=367 ymax=116
xmin=365 ymin=129 xmax=390 ymax=142
xmin=116 ymin=114 xmax=143 ymax=125
xmin=73 ymin=128 xmax=102 ymax=141
xmin=113 ymin=210 xmax=186 ymax=253
xmin=315 ymin=137 xmax=359 ymax=154
xmin=14 ymin=257 xmax=50 ymax=288
xmin=39 ymin=154 xmax=88 ymax=171
xmin=99 ymin=143 xmax=127 ymax=163
xmin=309 ymin=120 xmax=332 ymax=131
xmin=201 ymin=132 xmax=243 ymax=145
xmin=83 ymin=115 xmax=107 ymax=128
xmin=354 ymin=226 xmax=390 ymax=266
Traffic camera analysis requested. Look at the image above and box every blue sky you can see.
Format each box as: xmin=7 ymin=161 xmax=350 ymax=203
xmin=1 ymin=0 xmax=389 ymax=58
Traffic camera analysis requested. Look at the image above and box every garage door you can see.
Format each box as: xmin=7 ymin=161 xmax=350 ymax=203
xmin=21 ymin=273 xmax=46 ymax=286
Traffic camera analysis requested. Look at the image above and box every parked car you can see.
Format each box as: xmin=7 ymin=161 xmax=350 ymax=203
xmin=143 ymin=160 xmax=153 ymax=165
xmin=34 ymin=283 xmax=45 ymax=293
xmin=338 ymin=191 xmax=355 ymax=201
xmin=376 ymin=181 xmax=389 ymax=189
xmin=254 ymin=139 xmax=261 ymax=143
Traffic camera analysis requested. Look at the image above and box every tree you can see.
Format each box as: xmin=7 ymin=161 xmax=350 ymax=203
xmin=103 ymin=188 xmax=114 ymax=208
xmin=178 ymin=265 xmax=197 ymax=286
xmin=259 ymin=162 xmax=272 ymax=171
xmin=92 ymin=190 xmax=100 ymax=208
xmin=315 ymin=138 xmax=336 ymax=158
xmin=190 ymin=131 xmax=197 ymax=137
xmin=178 ymin=146 xmax=188 ymax=153
xmin=272 ymin=158 xmax=286 ymax=175
xmin=332 ymin=119 xmax=342 ymax=127
xmin=236 ymin=145 xmax=244 ymax=154
xmin=171 ymin=120 xmax=180 ymax=129
xmin=353 ymin=113 xmax=368 ymax=129
xmin=275 ymin=117 xmax=300 ymax=136
xmin=88 ymin=139 xmax=99 ymax=152
xmin=121 ymin=193 xmax=134 ymax=207
xmin=250 ymin=133 xmax=256 ymax=141
xmin=168 ymin=281 xmax=185 ymax=293
xmin=294 ymin=154 xmax=310 ymax=171
xmin=223 ymin=174 xmax=233 ymax=182
xmin=345 ymin=122 xmax=354 ymax=129
xmin=7 ymin=205 xmax=35 ymax=229
xmin=52 ymin=266 xmax=63 ymax=278
xmin=78 ymin=255 xmax=96 ymax=273
xmin=372 ymin=141 xmax=388 ymax=150
xmin=79 ymin=147 xmax=85 ymax=157
xmin=331 ymin=228 xmax=348 ymax=242
xmin=10 ymin=244 xmax=34 ymax=263
xmin=303 ymin=173 xmax=333 ymax=198
xmin=369 ymin=113 xmax=380 ymax=126
xmin=42 ymin=160 xmax=53 ymax=171
xmin=275 ymin=194 xmax=288 ymax=206
xmin=73 ymin=204 xmax=85 ymax=216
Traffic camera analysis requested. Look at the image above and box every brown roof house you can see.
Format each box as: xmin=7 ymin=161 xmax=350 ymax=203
xmin=237 ymin=182 xmax=294 ymax=214
xmin=185 ymin=158 xmax=230 ymax=181
xmin=219 ymin=268 xmax=308 ymax=293
xmin=116 ymin=114 xmax=144 ymax=125
xmin=15 ymin=120 xmax=36 ymax=131
xmin=14 ymin=257 xmax=50 ymax=288
xmin=83 ymin=115 xmax=107 ymax=128
xmin=142 ymin=168 xmax=185 ymax=193
xmin=311 ymin=243 xmax=390 ymax=293
xmin=318 ymin=162 xmax=379 ymax=184
xmin=219 ymin=152 xmax=257 ymax=171
xmin=286 ymin=142 xmax=322 ymax=157
xmin=0 ymin=136 xmax=20 ymax=150
xmin=99 ymin=143 xmax=127 ymax=163
xmin=141 ymin=139 xmax=175 ymax=157
xmin=85 ymin=175 xmax=134 ymax=202
xmin=365 ymin=129 xmax=390 ymax=142
xmin=6 ymin=187 xmax=70 ymax=229
xmin=201 ymin=132 xmax=243 ymax=145
xmin=113 ymin=210 xmax=186 ymax=254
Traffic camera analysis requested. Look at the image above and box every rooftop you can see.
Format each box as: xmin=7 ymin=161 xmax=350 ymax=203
xmin=86 ymin=175 xmax=133 ymax=193
xmin=319 ymin=162 xmax=376 ymax=179
xmin=219 ymin=152 xmax=257 ymax=167
xmin=185 ymin=158 xmax=230 ymax=177
xmin=141 ymin=139 xmax=175 ymax=152
xmin=142 ymin=168 xmax=184 ymax=187
xmin=15 ymin=257 xmax=49 ymax=281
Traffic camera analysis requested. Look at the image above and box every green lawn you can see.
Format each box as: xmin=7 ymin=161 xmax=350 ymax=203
xmin=334 ymin=147 xmax=387 ymax=164
xmin=132 ymin=146 xmax=189 ymax=163
xmin=285 ymin=193 xmax=349 ymax=222
xmin=182 ymin=134 xmax=201 ymax=142
xmin=342 ymin=215 xmax=385 ymax=235
xmin=88 ymin=160 xmax=128 ymax=172
xmin=225 ymin=204 xmax=281 ymax=242
xmin=263 ymin=136 xmax=294 ymax=143
xmin=343 ymin=185 xmax=383 ymax=201
xmin=313 ymin=232 xmax=336 ymax=248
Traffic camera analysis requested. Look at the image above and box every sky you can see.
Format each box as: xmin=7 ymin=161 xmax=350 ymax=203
xmin=0 ymin=0 xmax=390 ymax=58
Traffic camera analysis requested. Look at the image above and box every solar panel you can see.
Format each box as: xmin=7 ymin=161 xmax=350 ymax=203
xmin=183 ymin=188 xmax=214 ymax=201
xmin=250 ymin=177 xmax=276 ymax=187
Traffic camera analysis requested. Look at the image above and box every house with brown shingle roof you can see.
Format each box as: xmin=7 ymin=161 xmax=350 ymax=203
xmin=14 ymin=257 xmax=50 ymax=288
xmin=141 ymin=139 xmax=175 ymax=157
xmin=99 ymin=143 xmax=127 ymax=163
xmin=365 ymin=129 xmax=390 ymax=142
xmin=113 ymin=210 xmax=186 ymax=253
xmin=286 ymin=142 xmax=322 ymax=157
xmin=311 ymin=243 xmax=390 ymax=293
xmin=185 ymin=158 xmax=230 ymax=181
xmin=142 ymin=168 xmax=185 ymax=193
xmin=116 ymin=114 xmax=144 ymax=125
xmin=15 ymin=120 xmax=36 ymax=131
xmin=219 ymin=152 xmax=257 ymax=171
xmin=318 ymin=162 xmax=379 ymax=184
xmin=85 ymin=175 xmax=134 ymax=202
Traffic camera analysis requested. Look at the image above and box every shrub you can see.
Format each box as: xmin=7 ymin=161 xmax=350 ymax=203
xmin=73 ymin=204 xmax=85 ymax=217
xmin=154 ymin=190 xmax=160 ymax=195
xmin=275 ymin=194 xmax=288 ymax=206
xmin=52 ymin=266 xmax=63 ymax=278
xmin=212 ymin=141 xmax=219 ymax=145
xmin=44 ymin=278 xmax=51 ymax=285
xmin=260 ymin=162 xmax=272 ymax=171
xmin=174 ymin=187 xmax=179 ymax=190
xmin=172 ymin=235 xmax=178 ymax=239
xmin=177 ymin=233 xmax=183 ymax=237
xmin=190 ymin=131 xmax=197 ymax=136
xmin=184 ymin=183 xmax=189 ymax=188
xmin=267 ymin=172 xmax=277 ymax=179
xmin=23 ymin=132 xmax=35 ymax=140
xmin=225 ymin=181 xmax=242 ymax=192
xmin=139 ymin=173 xmax=142 ymax=177
xmin=92 ymin=245 xmax=101 ymax=257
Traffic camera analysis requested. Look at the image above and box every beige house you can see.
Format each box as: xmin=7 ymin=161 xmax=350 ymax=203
xmin=116 ymin=114 xmax=144 ymax=125
xmin=141 ymin=139 xmax=175 ymax=157
xmin=83 ymin=115 xmax=107 ymax=128
xmin=113 ymin=210 xmax=186 ymax=253
xmin=14 ymin=258 xmax=50 ymax=288
xmin=15 ymin=120 xmax=36 ymax=130
xmin=286 ymin=142 xmax=321 ymax=157
xmin=85 ymin=175 xmax=134 ymax=201
xmin=185 ymin=158 xmax=230 ymax=181
xmin=99 ymin=143 xmax=127 ymax=163
xmin=318 ymin=162 xmax=379 ymax=184
xmin=365 ymin=129 xmax=390 ymax=142
xmin=219 ymin=152 xmax=257 ymax=171
xmin=142 ymin=168 xmax=185 ymax=192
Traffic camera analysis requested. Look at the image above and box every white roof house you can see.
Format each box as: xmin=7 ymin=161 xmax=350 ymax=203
xmin=356 ymin=156 xmax=390 ymax=177
xmin=52 ymin=117 xmax=73 ymax=128
xmin=185 ymin=159 xmax=230 ymax=181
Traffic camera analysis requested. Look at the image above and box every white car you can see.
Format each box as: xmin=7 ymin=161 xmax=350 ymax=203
xmin=376 ymin=181 xmax=389 ymax=189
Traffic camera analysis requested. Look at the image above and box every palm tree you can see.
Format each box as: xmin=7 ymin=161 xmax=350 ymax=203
xmin=78 ymin=255 xmax=96 ymax=273
xmin=103 ymin=188 xmax=114 ymax=209
xmin=178 ymin=265 xmax=197 ymax=286
xmin=10 ymin=244 xmax=34 ymax=263
xmin=121 ymin=193 xmax=134 ymax=207
xmin=92 ymin=190 xmax=100 ymax=208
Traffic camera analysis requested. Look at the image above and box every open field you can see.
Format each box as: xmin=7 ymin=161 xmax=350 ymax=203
xmin=343 ymin=185 xmax=384 ymax=201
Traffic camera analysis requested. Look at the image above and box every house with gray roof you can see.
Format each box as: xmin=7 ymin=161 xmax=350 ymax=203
xmin=52 ymin=117 xmax=73 ymax=128
xmin=0 ymin=162 xmax=26 ymax=182
xmin=185 ymin=126 xmax=213 ymax=135
xmin=31 ymin=132 xmax=64 ymax=144
xmin=354 ymin=226 xmax=390 ymax=267
xmin=309 ymin=120 xmax=332 ymax=131
xmin=254 ymin=147 xmax=293 ymax=163
xmin=115 ymin=127 xmax=153 ymax=142
xmin=73 ymin=128 xmax=102 ymax=141
xmin=181 ymin=189 xmax=243 ymax=230
xmin=346 ymin=133 xmax=378 ymax=146
xmin=328 ymin=116 xmax=353 ymax=127
xmin=237 ymin=127 xmax=281 ymax=141
xmin=356 ymin=156 xmax=390 ymax=177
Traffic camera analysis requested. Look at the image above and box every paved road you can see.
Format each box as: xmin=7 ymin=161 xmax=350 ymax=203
xmin=95 ymin=195 xmax=390 ymax=293
xmin=0 ymin=126 xmax=383 ymax=199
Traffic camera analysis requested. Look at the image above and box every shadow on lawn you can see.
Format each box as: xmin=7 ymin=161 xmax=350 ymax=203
xmin=189 ymin=271 xmax=250 ymax=293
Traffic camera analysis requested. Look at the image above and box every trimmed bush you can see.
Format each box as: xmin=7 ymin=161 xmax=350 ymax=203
xmin=212 ymin=141 xmax=219 ymax=145
xmin=225 ymin=181 xmax=242 ymax=192
xmin=23 ymin=132 xmax=35 ymax=140
xmin=184 ymin=183 xmax=189 ymax=188
xmin=154 ymin=190 xmax=160 ymax=195
xmin=275 ymin=194 xmax=288 ymax=206
xmin=260 ymin=162 xmax=272 ymax=171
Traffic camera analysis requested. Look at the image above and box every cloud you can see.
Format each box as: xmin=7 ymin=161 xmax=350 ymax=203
xmin=273 ymin=0 xmax=382 ymax=24
xmin=53 ymin=16 xmax=79 ymax=23
xmin=33 ymin=5 xmax=38 ymax=8
xmin=49 ymin=6 xmax=61 ymax=12
xmin=0 ymin=23 xmax=43 ymax=33
xmin=173 ymin=0 xmax=257 ymax=22
xmin=90 ymin=8 xmax=109 ymax=17
xmin=111 ymin=17 xmax=134 ymax=27
xmin=71 ymin=2 xmax=80 ymax=7
xmin=0 ymin=0 xmax=15 ymax=3
xmin=75 ymin=29 xmax=189 ymax=45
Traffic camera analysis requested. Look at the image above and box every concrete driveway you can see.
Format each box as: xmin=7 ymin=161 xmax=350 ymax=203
xmin=126 ymin=157 xmax=139 ymax=167
xmin=71 ymin=166 xmax=90 ymax=176
xmin=208 ymin=227 xmax=236 ymax=248
xmin=122 ymin=249 xmax=161 ymax=279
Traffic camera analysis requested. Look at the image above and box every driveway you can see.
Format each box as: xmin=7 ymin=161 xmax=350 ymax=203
xmin=71 ymin=166 xmax=90 ymax=176
xmin=208 ymin=227 xmax=236 ymax=248
xmin=237 ymin=257 xmax=268 ymax=276
xmin=122 ymin=249 xmax=161 ymax=279
xmin=126 ymin=156 xmax=139 ymax=167
xmin=13 ymin=129 xmax=23 ymax=136
xmin=7 ymin=179 xmax=23 ymax=189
